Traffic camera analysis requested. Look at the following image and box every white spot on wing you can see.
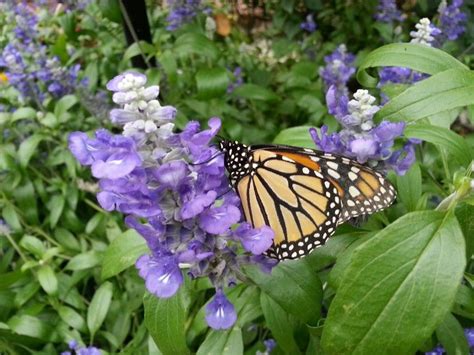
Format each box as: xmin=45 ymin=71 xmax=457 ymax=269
xmin=349 ymin=186 xmax=361 ymax=197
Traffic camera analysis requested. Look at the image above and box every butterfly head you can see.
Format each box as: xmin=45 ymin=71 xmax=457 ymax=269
xmin=218 ymin=140 xmax=251 ymax=186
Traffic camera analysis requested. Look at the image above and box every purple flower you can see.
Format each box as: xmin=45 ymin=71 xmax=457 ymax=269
xmin=465 ymin=327 xmax=474 ymax=347
xmin=374 ymin=0 xmax=404 ymax=23
xmin=136 ymin=254 xmax=183 ymax=298
xmin=257 ymin=339 xmax=277 ymax=355
xmin=0 ymin=3 xmax=84 ymax=104
xmin=386 ymin=139 xmax=420 ymax=175
xmin=77 ymin=347 xmax=101 ymax=355
xmin=106 ymin=71 xmax=147 ymax=91
xmin=438 ymin=0 xmax=467 ymax=43
xmin=319 ymin=45 xmax=355 ymax=93
xmin=312 ymin=89 xmax=415 ymax=174
xmin=68 ymin=130 xmax=142 ymax=179
xmin=166 ymin=0 xmax=202 ymax=31
xmin=227 ymin=67 xmax=244 ymax=94
xmin=198 ymin=204 xmax=241 ymax=235
xmin=235 ymin=223 xmax=274 ymax=255
xmin=154 ymin=160 xmax=189 ymax=188
xmin=61 ymin=341 xmax=101 ymax=355
xmin=326 ymin=85 xmax=349 ymax=119
xmin=205 ymin=289 xmax=237 ymax=330
xmin=70 ymin=71 xmax=278 ymax=329
xmin=180 ymin=191 xmax=217 ymax=220
xmin=300 ymin=14 xmax=317 ymax=33
xmin=425 ymin=346 xmax=444 ymax=355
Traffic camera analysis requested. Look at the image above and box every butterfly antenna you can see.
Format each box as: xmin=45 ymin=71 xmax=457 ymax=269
xmin=215 ymin=187 xmax=233 ymax=200
xmin=189 ymin=151 xmax=224 ymax=166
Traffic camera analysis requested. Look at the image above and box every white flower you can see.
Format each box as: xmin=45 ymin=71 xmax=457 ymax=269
xmin=410 ymin=18 xmax=440 ymax=46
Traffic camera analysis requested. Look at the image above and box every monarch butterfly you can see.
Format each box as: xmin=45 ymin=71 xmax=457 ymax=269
xmin=218 ymin=140 xmax=396 ymax=261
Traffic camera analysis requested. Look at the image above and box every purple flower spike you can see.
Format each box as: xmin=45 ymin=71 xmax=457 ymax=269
xmin=180 ymin=191 xmax=217 ymax=220
xmin=438 ymin=0 xmax=467 ymax=44
xmin=68 ymin=132 xmax=95 ymax=165
xmin=136 ymin=254 xmax=183 ymax=298
xmin=154 ymin=160 xmax=189 ymax=188
xmin=235 ymin=223 xmax=274 ymax=255
xmin=199 ymin=204 xmax=241 ymax=235
xmin=373 ymin=121 xmax=405 ymax=142
xmin=464 ymin=328 xmax=474 ymax=347
xmin=374 ymin=0 xmax=404 ymax=24
xmin=77 ymin=347 xmax=101 ymax=355
xmin=349 ymin=137 xmax=378 ymax=163
xmin=326 ymin=85 xmax=349 ymax=119
xmin=68 ymin=340 xmax=78 ymax=350
xmin=300 ymin=14 xmax=317 ymax=33
xmin=205 ymin=289 xmax=237 ymax=330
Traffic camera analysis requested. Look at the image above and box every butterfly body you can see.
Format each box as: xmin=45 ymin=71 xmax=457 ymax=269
xmin=218 ymin=140 xmax=396 ymax=261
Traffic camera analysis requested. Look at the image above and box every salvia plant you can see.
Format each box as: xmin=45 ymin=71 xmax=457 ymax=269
xmin=0 ymin=0 xmax=473 ymax=354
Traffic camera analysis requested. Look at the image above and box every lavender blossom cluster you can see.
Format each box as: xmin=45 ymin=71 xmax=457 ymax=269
xmin=166 ymin=0 xmax=204 ymax=31
xmin=374 ymin=0 xmax=404 ymax=24
xmin=300 ymin=14 xmax=317 ymax=33
xmin=437 ymin=0 xmax=467 ymax=43
xmin=311 ymin=88 xmax=418 ymax=175
xmin=319 ymin=44 xmax=356 ymax=119
xmin=68 ymin=72 xmax=276 ymax=330
xmin=0 ymin=3 xmax=83 ymax=104
xmin=378 ymin=0 xmax=467 ymax=90
xmin=61 ymin=340 xmax=101 ymax=355
xmin=227 ymin=67 xmax=244 ymax=94
xmin=426 ymin=328 xmax=474 ymax=354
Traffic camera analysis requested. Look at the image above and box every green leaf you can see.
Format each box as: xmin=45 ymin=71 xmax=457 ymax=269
xmin=272 ymin=126 xmax=315 ymax=148
xmin=11 ymin=107 xmax=36 ymax=122
xmin=54 ymin=95 xmax=78 ymax=118
xmin=2 ymin=204 xmax=22 ymax=231
xmin=85 ymin=213 xmax=105 ymax=235
xmin=102 ymin=229 xmax=148 ymax=280
xmin=404 ymin=124 xmax=472 ymax=167
xmin=18 ymin=134 xmax=44 ymax=168
xmin=321 ymin=211 xmax=466 ymax=354
xmin=7 ymin=315 xmax=55 ymax=341
xmin=196 ymin=67 xmax=229 ymax=100
xmin=376 ymin=69 xmax=474 ymax=124
xmin=87 ymin=281 xmax=113 ymax=337
xmin=357 ymin=43 xmax=468 ymax=88
xmin=174 ymin=33 xmax=219 ymax=60
xmin=19 ymin=235 xmax=45 ymax=258
xmin=232 ymin=84 xmax=279 ymax=101
xmin=37 ymin=265 xmax=58 ymax=296
xmin=144 ymin=289 xmax=190 ymax=355
xmin=98 ymin=0 xmax=121 ymax=23
xmin=123 ymin=41 xmax=156 ymax=62
xmin=47 ymin=194 xmax=65 ymax=229
xmin=65 ymin=251 xmax=101 ymax=271
xmin=54 ymin=227 xmax=81 ymax=252
xmin=57 ymin=305 xmax=86 ymax=332
xmin=196 ymin=327 xmax=243 ymax=355
xmin=13 ymin=181 xmax=39 ymax=224
xmin=260 ymin=293 xmax=302 ymax=354
xmin=436 ymin=313 xmax=470 ymax=355
xmin=396 ymin=163 xmax=422 ymax=212
xmin=245 ymin=258 xmax=322 ymax=325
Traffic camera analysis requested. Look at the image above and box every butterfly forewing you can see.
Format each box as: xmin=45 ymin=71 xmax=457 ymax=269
xmin=219 ymin=141 xmax=396 ymax=261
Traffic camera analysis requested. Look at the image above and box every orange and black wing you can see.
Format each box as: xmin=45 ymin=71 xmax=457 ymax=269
xmin=219 ymin=140 xmax=396 ymax=261
xmin=235 ymin=149 xmax=342 ymax=260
